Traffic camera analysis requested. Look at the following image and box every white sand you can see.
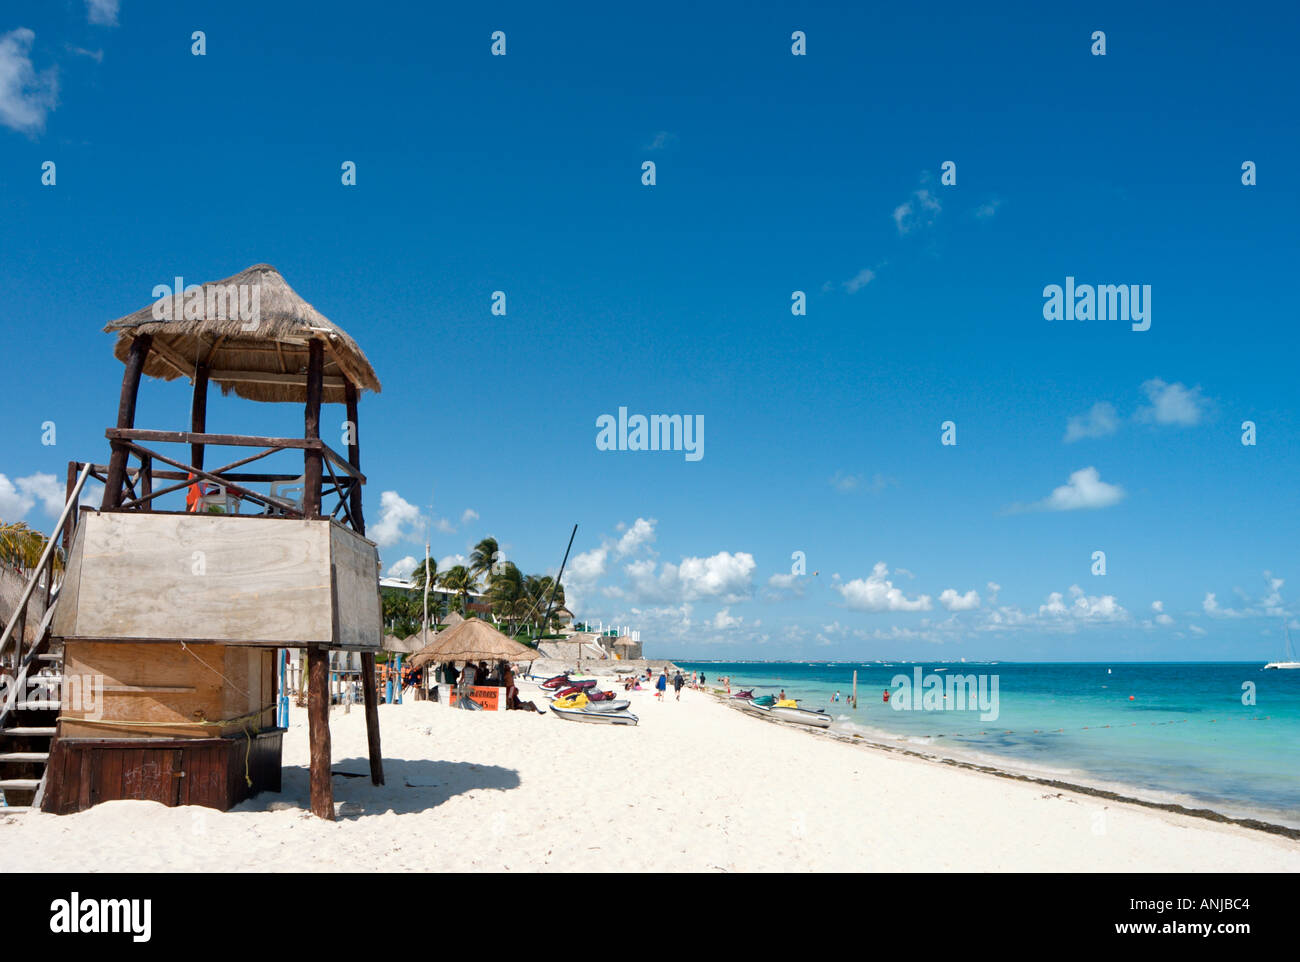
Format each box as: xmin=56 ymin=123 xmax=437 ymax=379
xmin=2 ymin=681 xmax=1297 ymax=872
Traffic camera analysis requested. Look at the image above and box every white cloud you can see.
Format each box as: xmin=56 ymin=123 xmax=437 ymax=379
xmin=1202 ymin=592 xmax=1245 ymax=618
xmin=438 ymin=553 xmax=467 ymax=570
xmin=1189 ymin=624 xmax=1207 ymax=636
xmin=86 ymin=0 xmax=120 ymax=26
xmin=836 ymin=562 xmax=931 ymax=612
xmin=460 ymin=508 xmax=478 ymax=525
xmin=986 ymin=581 xmax=1001 ymax=604
xmin=1038 ymin=585 xmax=1127 ymax=623
xmin=711 ymin=608 xmax=743 ymax=629
xmin=1036 ymin=467 xmax=1125 ymax=512
xmin=616 ymin=517 xmax=656 ymax=556
xmin=893 ymin=188 xmax=941 ymax=234
xmin=624 ymin=551 xmax=756 ymax=604
xmin=371 ymin=491 xmax=425 ymax=547
xmin=1064 ymin=402 xmax=1120 ymax=442
xmin=645 ymin=131 xmax=677 ymax=151
xmin=973 ymin=199 xmax=1002 ymax=219
xmin=842 ymin=268 xmax=875 ymax=293
xmin=0 ymin=472 xmax=65 ymax=520
xmin=1136 ymin=379 xmax=1208 ymax=427
xmin=830 ymin=471 xmax=890 ymax=494
xmin=0 ymin=29 xmax=59 ymax=135
xmin=939 ymin=588 xmax=981 ymax=611
xmin=386 ymin=556 xmax=418 ymax=579
xmin=568 ymin=546 xmax=608 ymax=584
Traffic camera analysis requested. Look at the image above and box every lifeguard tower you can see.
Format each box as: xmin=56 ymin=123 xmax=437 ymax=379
xmin=0 ymin=264 xmax=384 ymax=819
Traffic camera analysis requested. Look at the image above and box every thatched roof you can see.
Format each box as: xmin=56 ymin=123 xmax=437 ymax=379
xmin=410 ymin=619 xmax=538 ymax=668
xmin=613 ymin=636 xmax=638 ymax=647
xmin=104 ymin=264 xmax=381 ymax=404
xmin=382 ymin=632 xmax=426 ymax=654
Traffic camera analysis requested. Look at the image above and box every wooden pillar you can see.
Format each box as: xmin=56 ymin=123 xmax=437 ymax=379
xmin=63 ymin=461 xmax=78 ymax=556
xmin=191 ymin=363 xmax=209 ymax=470
xmin=307 ymin=646 xmax=334 ymax=820
xmin=101 ymin=334 xmax=152 ymax=509
xmin=303 ymin=340 xmax=323 ymax=519
xmin=344 ymin=382 xmax=365 ymax=534
xmin=360 ymin=651 xmax=384 ymax=785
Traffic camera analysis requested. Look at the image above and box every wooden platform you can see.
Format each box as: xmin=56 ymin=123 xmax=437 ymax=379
xmin=41 ymin=729 xmax=284 ymax=813
xmin=54 ymin=512 xmax=382 ymax=649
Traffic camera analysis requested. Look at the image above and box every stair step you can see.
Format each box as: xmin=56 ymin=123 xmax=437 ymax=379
xmin=3 ymin=727 xmax=56 ymax=737
xmin=0 ymin=779 xmax=40 ymax=790
xmin=15 ymin=701 xmax=60 ymax=710
xmin=36 ymin=654 xmax=61 ymax=661
xmin=0 ymin=752 xmax=48 ymax=763
xmin=0 ymin=806 xmax=32 ymax=814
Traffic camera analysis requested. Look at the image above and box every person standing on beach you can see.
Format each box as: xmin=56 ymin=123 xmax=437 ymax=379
xmin=655 ymin=671 xmax=667 ymax=701
xmin=673 ymin=671 xmax=684 ymax=700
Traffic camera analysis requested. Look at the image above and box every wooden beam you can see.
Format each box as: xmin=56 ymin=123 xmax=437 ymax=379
xmin=191 ymin=364 xmax=209 ymax=470
xmin=102 ymin=334 xmax=152 ymax=510
xmin=345 ymin=382 xmax=365 ymax=534
xmin=303 ymin=341 xmax=324 ymax=520
xmin=360 ymin=651 xmax=384 ymax=786
xmin=307 ymin=646 xmax=334 ymax=819
xmin=107 ymin=429 xmax=318 ymax=450
xmin=209 ymin=370 xmax=348 ymax=390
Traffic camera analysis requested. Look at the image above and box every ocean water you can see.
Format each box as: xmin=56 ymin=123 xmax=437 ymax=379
xmin=675 ymin=661 xmax=1300 ymax=828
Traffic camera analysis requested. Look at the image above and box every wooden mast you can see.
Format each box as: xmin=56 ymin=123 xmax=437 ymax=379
xmin=346 ymin=380 xmax=384 ymax=787
xmin=101 ymin=333 xmax=152 ymax=510
xmin=303 ymin=338 xmax=333 ymax=819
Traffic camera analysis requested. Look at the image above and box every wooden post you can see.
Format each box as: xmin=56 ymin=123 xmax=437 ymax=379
xmin=360 ymin=651 xmax=384 ymax=785
xmin=307 ymin=646 xmax=334 ymax=820
xmin=303 ymin=340 xmax=323 ymax=519
xmin=63 ymin=461 xmax=78 ymax=556
xmin=852 ymin=670 xmax=858 ymax=710
xmin=191 ymin=364 xmax=209 ymax=471
xmin=102 ymin=334 xmax=152 ymax=509
xmin=344 ymin=382 xmax=365 ymax=533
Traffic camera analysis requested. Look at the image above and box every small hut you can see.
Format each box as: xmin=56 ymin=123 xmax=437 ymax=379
xmin=411 ymin=619 xmax=537 ymax=710
xmin=42 ymin=264 xmax=384 ymax=819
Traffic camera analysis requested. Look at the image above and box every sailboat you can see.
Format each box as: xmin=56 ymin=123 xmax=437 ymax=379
xmin=1264 ymin=623 xmax=1300 ymax=669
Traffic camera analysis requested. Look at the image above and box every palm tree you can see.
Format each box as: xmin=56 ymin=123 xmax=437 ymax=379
xmin=469 ymin=537 xmax=500 ymax=584
xmin=525 ymin=575 xmax=566 ymax=633
xmin=0 ymin=521 xmax=58 ymax=573
xmin=437 ymin=565 xmax=478 ymax=615
xmin=488 ymin=562 xmax=528 ymax=634
xmin=409 ymin=557 xmax=437 ymax=592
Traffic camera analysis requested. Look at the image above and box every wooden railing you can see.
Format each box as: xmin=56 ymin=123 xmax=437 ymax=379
xmin=98 ymin=430 xmax=366 ymax=532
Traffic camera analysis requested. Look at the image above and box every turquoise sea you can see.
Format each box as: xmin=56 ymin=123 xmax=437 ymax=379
xmin=675 ymin=661 xmax=1300 ymax=828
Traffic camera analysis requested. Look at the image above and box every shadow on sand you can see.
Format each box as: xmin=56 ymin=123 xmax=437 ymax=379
xmin=239 ymin=757 xmax=521 ymax=817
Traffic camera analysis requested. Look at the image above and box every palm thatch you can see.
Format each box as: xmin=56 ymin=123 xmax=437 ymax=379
xmin=382 ymin=632 xmax=427 ymax=654
xmin=104 ymin=264 xmax=381 ymax=404
xmin=410 ymin=619 xmax=537 ymax=668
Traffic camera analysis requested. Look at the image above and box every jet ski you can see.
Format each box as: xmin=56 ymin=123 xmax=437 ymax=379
xmin=550 ymin=705 xmax=639 ymax=725
xmin=732 ymin=689 xmax=754 ymax=700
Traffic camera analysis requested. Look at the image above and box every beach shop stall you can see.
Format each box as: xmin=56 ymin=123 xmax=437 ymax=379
xmin=409 ymin=619 xmax=538 ymax=710
xmin=35 ymin=264 xmax=384 ymax=819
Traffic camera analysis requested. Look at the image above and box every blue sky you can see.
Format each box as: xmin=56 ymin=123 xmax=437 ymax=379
xmin=2 ymin=1 xmax=1297 ymax=661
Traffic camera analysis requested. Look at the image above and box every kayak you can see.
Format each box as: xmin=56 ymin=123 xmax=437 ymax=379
xmin=550 ymin=705 xmax=639 ymax=726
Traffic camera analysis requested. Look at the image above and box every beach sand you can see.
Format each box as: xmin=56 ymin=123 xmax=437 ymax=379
xmin=2 ymin=680 xmax=1297 ymax=872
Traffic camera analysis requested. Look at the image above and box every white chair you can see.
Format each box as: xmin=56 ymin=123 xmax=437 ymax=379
xmin=195 ymin=483 xmax=240 ymax=514
xmin=268 ymin=474 xmax=306 ymax=515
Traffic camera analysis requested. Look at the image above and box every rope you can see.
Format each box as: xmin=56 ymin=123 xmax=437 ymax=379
xmin=179 ymin=641 xmax=251 ymax=700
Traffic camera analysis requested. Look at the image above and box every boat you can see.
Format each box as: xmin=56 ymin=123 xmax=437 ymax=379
xmin=550 ymin=705 xmax=639 ymax=725
xmin=1264 ymin=624 xmax=1300 ymax=669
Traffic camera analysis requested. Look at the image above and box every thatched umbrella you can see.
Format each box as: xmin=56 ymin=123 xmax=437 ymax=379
xmin=104 ymin=263 xmax=381 ymax=404
xmin=382 ymin=633 xmax=426 ymax=654
xmin=410 ymin=619 xmax=538 ymax=669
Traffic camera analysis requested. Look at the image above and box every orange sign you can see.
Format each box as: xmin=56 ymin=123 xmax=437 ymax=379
xmin=449 ymin=685 xmax=501 ymax=711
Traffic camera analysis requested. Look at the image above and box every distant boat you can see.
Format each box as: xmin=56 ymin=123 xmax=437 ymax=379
xmin=1264 ymin=624 xmax=1300 ymax=669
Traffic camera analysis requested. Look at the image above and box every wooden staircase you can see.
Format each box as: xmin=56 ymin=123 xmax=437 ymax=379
xmin=0 ymin=464 xmax=90 ymax=814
